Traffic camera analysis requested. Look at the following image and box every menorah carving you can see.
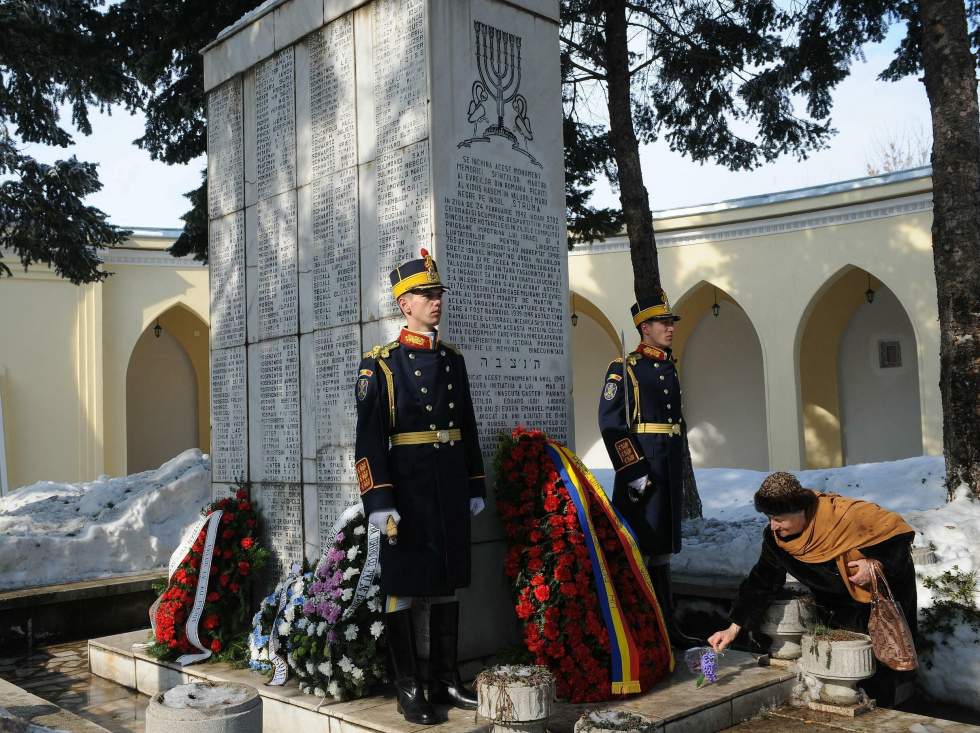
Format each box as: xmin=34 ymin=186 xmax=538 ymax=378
xmin=459 ymin=20 xmax=540 ymax=167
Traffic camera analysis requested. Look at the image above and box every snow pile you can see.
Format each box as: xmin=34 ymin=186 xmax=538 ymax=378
xmin=591 ymin=455 xmax=980 ymax=708
xmin=0 ymin=450 xmax=210 ymax=590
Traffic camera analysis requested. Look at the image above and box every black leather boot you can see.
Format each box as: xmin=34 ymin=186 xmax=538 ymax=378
xmin=386 ymin=609 xmax=437 ymax=724
xmin=649 ymin=563 xmax=704 ymax=650
xmin=428 ymin=601 xmax=478 ymax=709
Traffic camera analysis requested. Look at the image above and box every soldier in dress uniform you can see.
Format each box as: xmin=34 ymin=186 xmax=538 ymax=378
xmin=354 ymin=248 xmax=485 ymax=723
xmin=598 ymin=290 xmax=700 ymax=649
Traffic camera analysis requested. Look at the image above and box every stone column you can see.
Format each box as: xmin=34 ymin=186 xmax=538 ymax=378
xmin=203 ymin=0 xmax=568 ymax=658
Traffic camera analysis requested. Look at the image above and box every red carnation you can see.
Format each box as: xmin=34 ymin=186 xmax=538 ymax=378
xmin=202 ymin=614 xmax=220 ymax=630
xmin=218 ymin=574 xmax=230 ymax=587
xmin=236 ymin=488 xmax=248 ymax=500
xmin=530 ymin=573 xmax=544 ymax=586
xmin=237 ymin=561 xmax=251 ymax=576
xmin=238 ymin=501 xmax=251 ymax=511
xmin=207 ymin=591 xmax=220 ymax=602
xmin=221 ymin=513 xmax=235 ymax=524
xmin=534 ymin=585 xmax=550 ymax=602
xmin=229 ymin=582 xmax=241 ymax=593
xmin=210 ymin=639 xmax=222 ymax=653
xmin=241 ymin=537 xmax=254 ymax=550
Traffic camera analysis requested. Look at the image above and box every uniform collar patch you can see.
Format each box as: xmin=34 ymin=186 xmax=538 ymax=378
xmin=635 ymin=343 xmax=670 ymax=361
xmin=399 ymin=328 xmax=436 ymax=350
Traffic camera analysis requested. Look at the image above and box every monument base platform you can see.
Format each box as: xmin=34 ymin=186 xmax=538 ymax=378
xmin=89 ymin=631 xmax=795 ymax=733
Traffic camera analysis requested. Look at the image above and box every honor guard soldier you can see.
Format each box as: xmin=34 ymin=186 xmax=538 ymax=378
xmin=354 ymin=248 xmax=486 ymax=723
xmin=598 ymin=290 xmax=700 ymax=649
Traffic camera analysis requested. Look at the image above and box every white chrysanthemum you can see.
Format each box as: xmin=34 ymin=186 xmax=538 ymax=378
xmin=343 ymin=566 xmax=360 ymax=580
xmin=307 ymin=622 xmax=316 ymax=636
xmin=367 ymin=599 xmax=380 ymax=612
xmin=291 ymin=579 xmax=304 ymax=595
xmin=327 ymin=681 xmax=340 ymax=698
xmin=287 ymin=653 xmax=296 ymax=668
xmin=306 ymin=661 xmax=315 ymax=675
xmin=296 ymin=617 xmax=309 ymax=629
xmin=284 ymin=604 xmax=295 ymax=622
xmin=344 ymin=624 xmax=358 ymax=641
xmin=338 ymin=655 xmax=353 ymax=673
xmin=317 ymin=661 xmax=332 ymax=677
xmin=367 ymin=584 xmax=379 ymax=597
xmin=278 ymin=621 xmax=291 ymax=636
xmin=370 ymin=620 xmax=384 ymax=638
xmin=259 ymin=648 xmax=269 ymax=661
xmin=351 ymin=666 xmax=364 ymax=680
xmin=354 ymin=525 xmax=365 ymax=535
xmin=313 ymin=687 xmax=325 ymax=698
xmin=317 ymin=621 xmax=327 ymax=636
xmin=341 ymin=588 xmax=353 ymax=602
xmin=346 ymin=546 xmax=359 ymax=561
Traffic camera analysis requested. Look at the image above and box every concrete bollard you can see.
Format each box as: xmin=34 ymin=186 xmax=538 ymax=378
xmin=146 ymin=682 xmax=262 ymax=733
xmin=476 ymin=666 xmax=555 ymax=733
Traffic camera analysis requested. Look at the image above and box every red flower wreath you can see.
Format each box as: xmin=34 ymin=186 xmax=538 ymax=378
xmin=494 ymin=427 xmax=672 ymax=702
xmin=150 ymin=485 xmax=268 ymax=662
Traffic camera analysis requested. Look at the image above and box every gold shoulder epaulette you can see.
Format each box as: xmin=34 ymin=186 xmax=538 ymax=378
xmin=626 ymin=354 xmax=640 ymax=367
xmin=364 ymin=340 xmax=400 ymax=360
xmin=440 ymin=340 xmax=461 ymax=354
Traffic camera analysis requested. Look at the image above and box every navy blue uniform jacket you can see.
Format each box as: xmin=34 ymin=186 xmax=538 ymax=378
xmin=354 ymin=329 xmax=486 ymax=596
xmin=598 ymin=343 xmax=685 ymax=556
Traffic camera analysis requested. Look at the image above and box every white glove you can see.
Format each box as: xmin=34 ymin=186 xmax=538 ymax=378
xmin=368 ymin=509 xmax=400 ymax=532
xmin=628 ymin=475 xmax=649 ymax=491
xmin=470 ymin=497 xmax=486 ymax=517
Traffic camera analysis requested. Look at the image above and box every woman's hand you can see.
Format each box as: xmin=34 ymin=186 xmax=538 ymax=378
xmin=707 ymin=623 xmax=741 ymax=652
xmin=847 ymin=558 xmax=873 ymax=587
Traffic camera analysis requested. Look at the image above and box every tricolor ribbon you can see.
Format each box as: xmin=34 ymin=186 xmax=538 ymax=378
xmin=544 ymin=441 xmax=674 ymax=694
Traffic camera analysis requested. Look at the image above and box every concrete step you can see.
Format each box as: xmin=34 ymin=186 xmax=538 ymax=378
xmin=0 ymin=572 xmax=166 ymax=650
xmin=89 ymin=630 xmax=796 ymax=733
xmin=0 ymin=675 xmax=113 ymax=733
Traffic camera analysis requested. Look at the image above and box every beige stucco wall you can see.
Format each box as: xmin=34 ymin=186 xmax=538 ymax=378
xmin=0 ymin=235 xmax=209 ymax=489
xmin=569 ymin=170 xmax=940 ymax=471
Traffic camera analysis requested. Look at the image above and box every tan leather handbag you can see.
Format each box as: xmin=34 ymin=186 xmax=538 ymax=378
xmin=867 ymin=560 xmax=918 ymax=671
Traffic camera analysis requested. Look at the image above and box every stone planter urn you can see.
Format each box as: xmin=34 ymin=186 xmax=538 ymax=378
xmin=574 ymin=710 xmax=658 ymax=733
xmin=476 ymin=665 xmax=555 ymax=733
xmin=800 ymin=632 xmax=876 ymax=706
xmin=759 ymin=598 xmax=809 ymax=660
xmin=146 ymin=682 xmax=262 ymax=733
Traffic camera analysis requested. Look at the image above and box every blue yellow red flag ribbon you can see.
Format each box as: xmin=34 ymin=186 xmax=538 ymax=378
xmin=544 ymin=441 xmax=674 ymax=695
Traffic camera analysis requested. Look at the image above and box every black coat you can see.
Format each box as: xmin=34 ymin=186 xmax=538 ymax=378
xmin=729 ymin=528 xmax=918 ymax=638
xmin=598 ymin=344 xmax=686 ymax=556
xmin=354 ymin=330 xmax=486 ymax=596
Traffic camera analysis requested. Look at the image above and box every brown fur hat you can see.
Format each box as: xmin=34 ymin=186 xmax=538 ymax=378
xmin=754 ymin=472 xmax=817 ymax=516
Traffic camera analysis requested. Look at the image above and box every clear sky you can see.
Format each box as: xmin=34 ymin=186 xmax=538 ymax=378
xmin=21 ymin=27 xmax=928 ymax=230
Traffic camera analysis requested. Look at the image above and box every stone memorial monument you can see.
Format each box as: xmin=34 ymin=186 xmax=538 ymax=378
xmin=204 ymin=0 xmax=568 ymax=658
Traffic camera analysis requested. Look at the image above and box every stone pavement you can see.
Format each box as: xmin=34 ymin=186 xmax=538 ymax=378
xmin=728 ymin=704 xmax=980 ymax=732
xmin=0 ymin=640 xmax=147 ymax=733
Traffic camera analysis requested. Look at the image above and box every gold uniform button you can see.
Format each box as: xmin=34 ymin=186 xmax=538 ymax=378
xmin=409 ymin=353 xmax=415 ymax=360
xmin=448 ymin=421 xmax=454 ymax=427
xmin=414 ymin=370 xmax=421 ymax=377
xmin=654 ymin=363 xmax=660 ymax=369
xmin=421 ymin=387 xmax=428 ymax=394
xmin=449 ymin=402 xmax=455 ymax=409
xmin=445 ymin=366 xmax=450 ymax=372
xmin=449 ymin=440 xmax=455 ymax=446
xmin=668 ymin=418 xmax=673 ymax=423
xmin=433 ymin=443 xmax=440 ymax=449
xmin=667 ymin=403 xmax=671 ymax=409
xmin=440 ymin=350 xmax=446 ymax=356
xmin=448 ymin=384 xmax=453 ymax=390
xmin=663 ymin=389 xmax=668 ymax=395
xmin=426 ymin=405 xmax=433 ymax=412
xmin=429 ymin=424 xmax=437 ymax=430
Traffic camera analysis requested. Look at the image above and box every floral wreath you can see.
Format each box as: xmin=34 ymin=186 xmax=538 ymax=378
xmin=247 ymin=504 xmax=387 ymax=700
xmin=150 ymin=484 xmax=268 ymax=663
xmin=494 ymin=427 xmax=672 ymax=702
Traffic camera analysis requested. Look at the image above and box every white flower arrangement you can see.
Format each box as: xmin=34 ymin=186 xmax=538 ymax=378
xmin=248 ymin=567 xmax=309 ymax=674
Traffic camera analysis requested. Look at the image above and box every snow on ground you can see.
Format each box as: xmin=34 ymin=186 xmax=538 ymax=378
xmin=0 ymin=450 xmax=210 ymax=590
xmin=593 ymin=456 xmax=980 ymax=707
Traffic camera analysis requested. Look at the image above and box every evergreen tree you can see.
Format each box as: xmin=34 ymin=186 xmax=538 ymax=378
xmin=0 ymin=0 xmax=134 ymax=284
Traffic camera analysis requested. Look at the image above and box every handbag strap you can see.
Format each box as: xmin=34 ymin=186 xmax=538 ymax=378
xmin=869 ymin=559 xmax=897 ymax=605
